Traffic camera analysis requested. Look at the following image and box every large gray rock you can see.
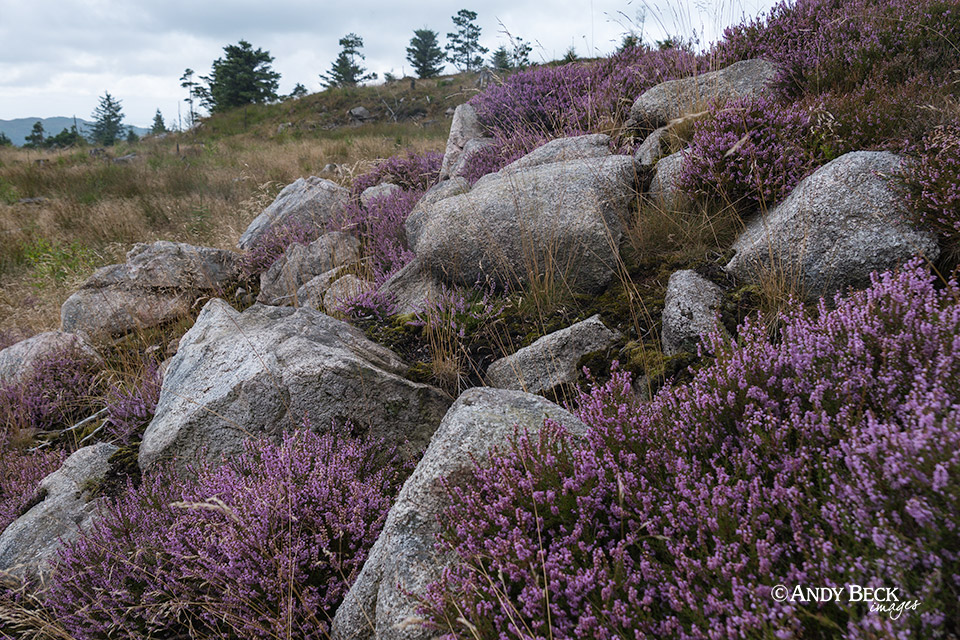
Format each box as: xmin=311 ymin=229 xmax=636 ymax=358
xmin=489 ymin=134 xmax=611 ymax=180
xmin=331 ymin=388 xmax=587 ymax=640
xmin=257 ymin=232 xmax=360 ymax=306
xmin=360 ymin=183 xmax=402 ymax=208
xmin=405 ymin=178 xmax=470 ymax=251
xmin=376 ymin=257 xmax=444 ymax=316
xmin=139 ymin=300 xmax=451 ymax=472
xmin=661 ymin=270 xmax=725 ymax=356
xmin=0 ymin=443 xmax=117 ymax=583
xmin=629 ymin=59 xmax=779 ymax=132
xmin=648 ymin=150 xmax=692 ymax=211
xmin=439 ymin=104 xmax=486 ymax=181
xmin=414 ymin=153 xmax=636 ymax=293
xmin=237 ymin=177 xmax=350 ymax=250
xmin=60 ymin=241 xmax=242 ymax=341
xmin=486 ymin=315 xmax=621 ymax=394
xmin=725 ymin=151 xmax=940 ymax=300
xmin=0 ymin=331 xmax=100 ymax=386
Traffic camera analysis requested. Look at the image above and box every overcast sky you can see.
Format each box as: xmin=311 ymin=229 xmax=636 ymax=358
xmin=0 ymin=0 xmax=778 ymax=128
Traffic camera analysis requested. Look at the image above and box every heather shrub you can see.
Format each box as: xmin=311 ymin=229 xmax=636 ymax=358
xmin=350 ymin=150 xmax=442 ymax=196
xmin=904 ymin=124 xmax=960 ymax=246
xmin=424 ymin=261 xmax=959 ymax=638
xmin=102 ymin=360 xmax=162 ymax=445
xmin=0 ymin=438 xmax=64 ymax=532
xmin=239 ymin=219 xmax=320 ymax=277
xmin=335 ymin=288 xmax=398 ymax=324
xmin=44 ymin=429 xmax=406 ymax=639
xmin=678 ymin=95 xmax=825 ymax=213
xmin=337 ymin=188 xmax=421 ymax=284
xmin=0 ymin=347 xmax=105 ymax=437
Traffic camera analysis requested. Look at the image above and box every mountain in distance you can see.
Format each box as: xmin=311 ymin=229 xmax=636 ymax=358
xmin=0 ymin=117 xmax=150 ymax=146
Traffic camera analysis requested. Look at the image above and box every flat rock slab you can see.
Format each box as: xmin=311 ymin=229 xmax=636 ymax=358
xmin=725 ymin=151 xmax=940 ymax=299
xmin=332 ymin=387 xmax=587 ymax=640
xmin=486 ymin=314 xmax=621 ymax=394
xmin=139 ymin=299 xmax=451 ymax=473
xmin=60 ymin=241 xmax=241 ymax=341
xmin=0 ymin=443 xmax=117 ymax=583
xmin=237 ymin=176 xmax=350 ymax=250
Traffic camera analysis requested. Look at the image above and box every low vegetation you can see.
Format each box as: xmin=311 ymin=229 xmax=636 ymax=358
xmin=1 ymin=0 xmax=959 ymax=636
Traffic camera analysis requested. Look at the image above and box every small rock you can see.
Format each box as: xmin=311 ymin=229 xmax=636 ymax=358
xmin=438 ymin=104 xmax=486 ymax=181
xmin=257 ymin=232 xmax=360 ymax=306
xmin=648 ymin=150 xmax=692 ymax=211
xmin=661 ymin=270 xmax=725 ymax=356
xmin=0 ymin=331 xmax=101 ymax=386
xmin=360 ymin=183 xmax=402 ymax=208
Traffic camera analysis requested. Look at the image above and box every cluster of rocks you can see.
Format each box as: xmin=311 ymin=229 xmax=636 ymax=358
xmin=0 ymin=58 xmax=943 ymax=640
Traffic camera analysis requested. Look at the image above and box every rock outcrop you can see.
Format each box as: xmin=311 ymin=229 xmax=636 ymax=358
xmin=0 ymin=444 xmax=117 ymax=583
xmin=661 ymin=270 xmax=725 ymax=356
xmin=257 ymin=232 xmax=360 ymax=306
xmin=0 ymin=331 xmax=100 ymax=386
xmin=405 ymin=178 xmax=470 ymax=251
xmin=237 ymin=177 xmax=350 ymax=250
xmin=725 ymin=151 xmax=940 ymax=299
xmin=413 ymin=142 xmax=636 ymax=293
xmin=60 ymin=241 xmax=241 ymax=341
xmin=438 ymin=104 xmax=486 ymax=181
xmin=331 ymin=388 xmax=588 ymax=640
xmin=628 ymin=59 xmax=779 ymax=132
xmin=486 ymin=315 xmax=621 ymax=394
xmin=138 ymin=300 xmax=451 ymax=472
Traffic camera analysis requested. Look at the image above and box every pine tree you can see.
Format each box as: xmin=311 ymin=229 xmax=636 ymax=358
xmin=151 ymin=109 xmax=167 ymax=134
xmin=24 ymin=121 xmax=45 ymax=148
xmin=446 ymin=10 xmax=488 ymax=72
xmin=406 ymin=29 xmax=445 ymax=78
xmin=201 ymin=40 xmax=280 ymax=113
xmin=180 ymin=69 xmax=202 ymax=128
xmin=90 ymin=92 xmax=124 ymax=146
xmin=0 ymin=132 xmax=12 ymax=147
xmin=490 ymin=46 xmax=512 ymax=71
xmin=288 ymin=83 xmax=308 ymax=99
xmin=320 ymin=33 xmax=377 ymax=88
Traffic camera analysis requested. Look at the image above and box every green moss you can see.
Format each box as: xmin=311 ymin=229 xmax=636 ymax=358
xmin=405 ymin=361 xmax=434 ymax=384
xmin=88 ymin=443 xmax=143 ymax=499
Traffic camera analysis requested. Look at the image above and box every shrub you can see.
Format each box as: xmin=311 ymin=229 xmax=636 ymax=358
xmin=423 ymin=260 xmax=960 ymax=638
xmin=0 ymin=347 xmax=105 ymax=437
xmin=677 ymin=95 xmax=825 ymax=213
xmin=0 ymin=437 xmax=65 ymax=532
xmin=350 ymin=150 xmax=442 ymax=196
xmin=239 ymin=219 xmax=321 ymax=278
xmin=337 ymin=188 xmax=421 ymax=284
xmin=44 ymin=429 xmax=407 ymax=639
xmin=904 ymin=124 xmax=960 ymax=243
xmin=102 ymin=360 xmax=162 ymax=445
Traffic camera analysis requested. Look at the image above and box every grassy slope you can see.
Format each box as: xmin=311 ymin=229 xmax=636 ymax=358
xmin=0 ymin=72 xmax=490 ymax=337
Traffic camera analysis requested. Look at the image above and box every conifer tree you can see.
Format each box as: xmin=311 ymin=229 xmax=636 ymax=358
xmin=90 ymin=92 xmax=124 ymax=146
xmin=320 ymin=33 xmax=377 ymax=88
xmin=406 ymin=29 xmax=445 ymax=78
xmin=151 ymin=109 xmax=167 ymax=134
xmin=446 ymin=10 xmax=488 ymax=72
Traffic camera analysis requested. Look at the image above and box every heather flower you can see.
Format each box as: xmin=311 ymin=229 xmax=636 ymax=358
xmin=677 ymin=94 xmax=825 ymax=213
xmin=423 ymin=261 xmax=960 ymax=638
xmin=102 ymin=360 xmax=162 ymax=445
xmin=44 ymin=429 xmax=407 ymax=639
xmin=350 ymin=150 xmax=442 ymax=196
xmin=903 ymin=124 xmax=960 ymax=243
xmin=239 ymin=219 xmax=320 ymax=278
xmin=335 ymin=188 xmax=421 ymax=284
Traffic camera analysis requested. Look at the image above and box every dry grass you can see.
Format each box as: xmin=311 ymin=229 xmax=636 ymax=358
xmin=0 ymin=126 xmax=446 ymax=336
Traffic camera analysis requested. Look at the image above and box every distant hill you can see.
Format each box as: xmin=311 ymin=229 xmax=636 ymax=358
xmin=0 ymin=117 xmax=149 ymax=146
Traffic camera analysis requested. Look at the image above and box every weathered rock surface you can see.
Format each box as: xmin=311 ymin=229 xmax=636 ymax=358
xmin=445 ymin=136 xmax=495 ymax=180
xmin=648 ymin=150 xmax=692 ymax=210
xmin=322 ymin=274 xmax=371 ymax=312
xmin=237 ymin=177 xmax=350 ymax=250
xmin=661 ymin=270 xmax=725 ymax=356
xmin=0 ymin=443 xmax=117 ymax=583
xmin=360 ymin=183 xmax=402 ymax=208
xmin=489 ymin=134 xmax=611 ymax=179
xmin=0 ymin=331 xmax=100 ymax=386
xmin=257 ymin=232 xmax=360 ymax=305
xmin=405 ymin=178 xmax=470 ymax=251
xmin=376 ymin=257 xmax=444 ymax=315
xmin=139 ymin=300 xmax=450 ymax=472
xmin=61 ymin=241 xmax=242 ymax=341
xmin=349 ymin=106 xmax=374 ymax=122
xmin=438 ymin=104 xmax=486 ymax=181
xmin=414 ymin=152 xmax=636 ymax=293
xmin=331 ymin=388 xmax=587 ymax=640
xmin=295 ymin=267 xmax=346 ymax=309
xmin=725 ymin=151 xmax=940 ymax=299
xmin=486 ymin=315 xmax=621 ymax=394
xmin=629 ymin=59 xmax=779 ymax=132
